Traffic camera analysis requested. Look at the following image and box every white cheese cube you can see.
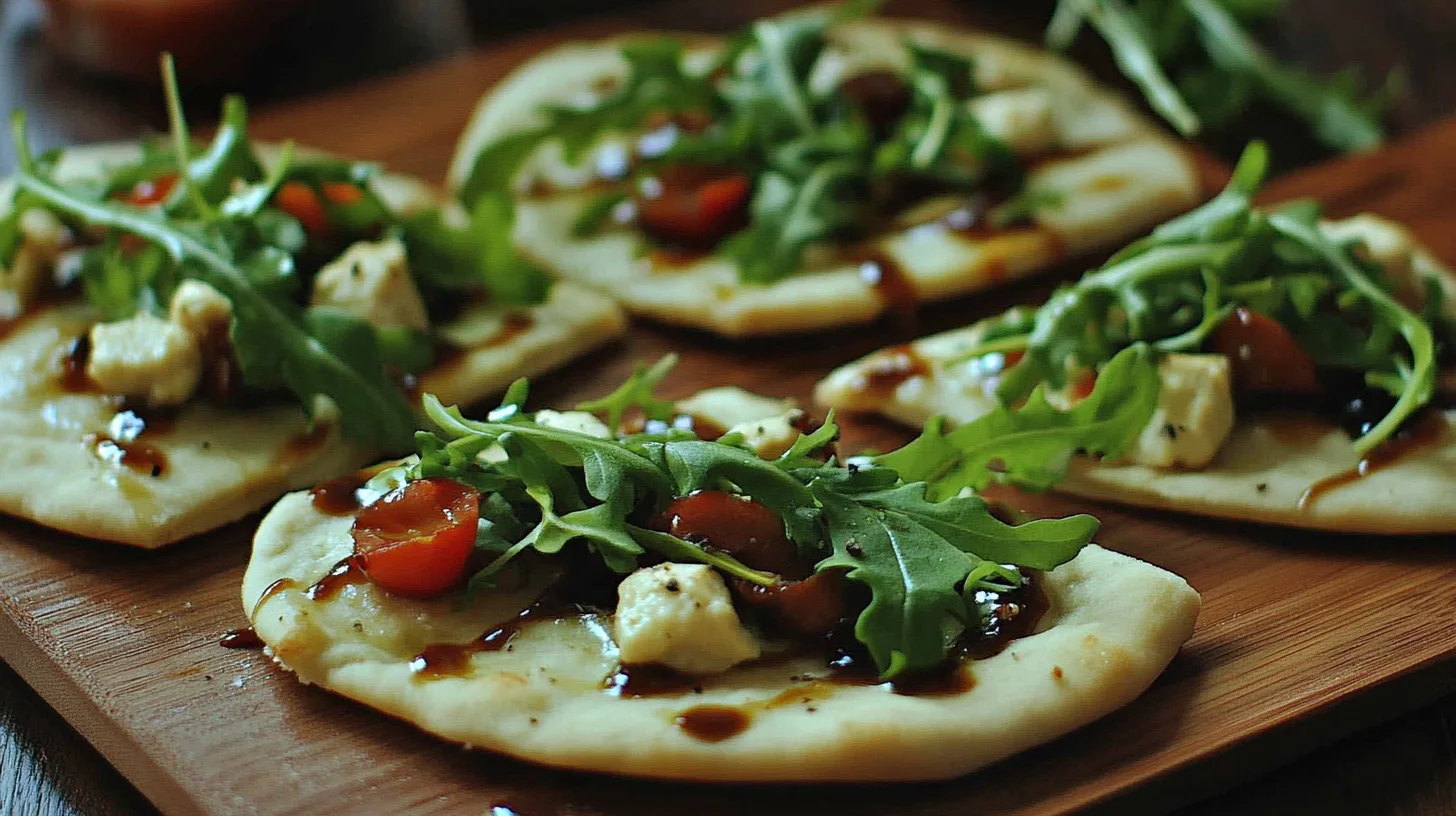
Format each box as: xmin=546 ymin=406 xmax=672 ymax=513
xmin=168 ymin=280 xmax=233 ymax=343
xmin=86 ymin=314 xmax=203 ymax=406
xmin=1 ymin=209 xmax=71 ymax=320
xmin=1124 ymin=353 xmax=1235 ymax=469
xmin=311 ymin=238 xmax=429 ymax=331
xmin=613 ymin=563 xmax=761 ymax=675
xmin=534 ymin=409 xmax=612 ymax=439
xmin=674 ymin=387 xmax=795 ymax=432
xmin=968 ymin=88 xmax=1057 ymax=156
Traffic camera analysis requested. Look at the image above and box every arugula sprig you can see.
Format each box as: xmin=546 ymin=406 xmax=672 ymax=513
xmin=1047 ymin=0 xmax=1394 ymax=154
xmin=935 ymin=141 xmax=1445 ymax=459
xmin=10 ymin=112 xmax=417 ymax=448
xmin=408 ymin=362 xmax=1098 ymax=678
xmin=3 ymin=56 xmax=560 ymax=448
xmin=462 ymin=3 xmax=1025 ymax=286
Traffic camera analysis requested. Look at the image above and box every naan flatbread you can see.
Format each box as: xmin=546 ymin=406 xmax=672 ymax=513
xmin=447 ymin=19 xmax=1202 ymax=337
xmin=0 ymin=144 xmax=625 ymax=547
xmin=816 ymin=215 xmax=1456 ymax=533
xmin=243 ymin=390 xmax=1199 ymax=782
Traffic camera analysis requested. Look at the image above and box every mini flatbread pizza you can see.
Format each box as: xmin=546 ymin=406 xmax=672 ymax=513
xmin=242 ymin=364 xmax=1199 ymax=781
xmin=817 ymin=144 xmax=1456 ymax=533
xmin=0 ymin=74 xmax=624 ymax=548
xmin=445 ymin=8 xmax=1202 ymax=337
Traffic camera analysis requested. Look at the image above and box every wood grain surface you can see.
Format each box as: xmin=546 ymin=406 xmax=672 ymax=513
xmin=1 ymin=2 xmax=1455 ymax=815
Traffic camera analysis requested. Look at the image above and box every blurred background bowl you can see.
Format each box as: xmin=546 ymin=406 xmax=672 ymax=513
xmin=40 ymin=0 xmax=302 ymax=83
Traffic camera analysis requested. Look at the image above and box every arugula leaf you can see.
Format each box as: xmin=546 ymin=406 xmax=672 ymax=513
xmin=575 ymin=354 xmax=679 ymax=433
xmin=12 ymin=115 xmax=415 ymax=449
xmin=464 ymin=3 xmax=1038 ymax=288
xmin=813 ymin=472 xmax=1098 ymax=676
xmin=1047 ymin=0 xmax=1391 ymax=153
xmin=1266 ymin=212 xmax=1435 ymax=456
xmin=416 ymin=366 xmax=1098 ymax=678
xmin=878 ymin=343 xmax=1162 ymax=499
xmin=936 ymin=139 xmax=1443 ymax=460
xmin=836 ymin=479 xmax=1098 ymax=569
xmin=813 ymin=483 xmax=972 ymax=678
xmin=394 ymin=202 xmax=552 ymax=306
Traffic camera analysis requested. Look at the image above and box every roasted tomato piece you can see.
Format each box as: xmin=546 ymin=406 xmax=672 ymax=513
xmin=274 ymin=181 xmax=365 ymax=235
xmin=1069 ymin=369 xmax=1098 ymax=401
xmin=636 ymin=165 xmax=751 ymax=249
xmin=837 ymin=70 xmax=912 ymax=137
xmin=1210 ymin=307 xmax=1321 ymax=394
xmin=733 ymin=570 xmax=846 ymax=637
xmin=123 ymin=174 xmax=178 ymax=206
xmin=351 ymin=478 xmax=480 ymax=598
xmin=652 ymin=490 xmax=806 ymax=579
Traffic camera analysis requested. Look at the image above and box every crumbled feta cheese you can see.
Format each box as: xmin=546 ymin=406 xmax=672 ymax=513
xmin=534 ymin=409 xmax=612 ymax=439
xmin=725 ymin=410 xmax=806 ymax=460
xmin=86 ymin=314 xmax=203 ymax=406
xmin=168 ymin=280 xmax=233 ymax=343
xmin=613 ymin=563 xmax=761 ymax=675
xmin=311 ymin=238 xmax=429 ymax=331
xmin=968 ymin=88 xmax=1057 ymax=156
xmin=674 ymin=387 xmax=795 ymax=431
xmin=1124 ymin=353 xmax=1235 ymax=469
xmin=0 ymin=209 xmax=71 ymax=320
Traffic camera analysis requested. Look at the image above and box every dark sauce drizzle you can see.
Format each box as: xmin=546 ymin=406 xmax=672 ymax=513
xmin=220 ymin=628 xmax=265 ymax=649
xmin=309 ymin=472 xmax=372 ymax=515
xmin=851 ymin=343 xmax=929 ymax=397
xmin=306 ymin=558 xmax=366 ymax=601
xmin=61 ymin=334 xmax=95 ymax=392
xmin=852 ymin=249 xmax=918 ymax=321
xmin=1299 ymin=411 xmax=1446 ymax=509
xmin=673 ymin=705 xmax=750 ymax=742
xmin=408 ymin=559 xmax=620 ymax=680
xmin=85 ymin=433 xmax=168 ymax=477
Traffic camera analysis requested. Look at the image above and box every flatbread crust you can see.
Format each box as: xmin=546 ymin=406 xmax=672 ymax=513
xmin=0 ymin=144 xmax=625 ymax=547
xmin=447 ymin=19 xmax=1202 ymax=337
xmin=816 ymin=216 xmax=1456 ymax=533
xmin=244 ymin=495 xmax=1198 ymax=782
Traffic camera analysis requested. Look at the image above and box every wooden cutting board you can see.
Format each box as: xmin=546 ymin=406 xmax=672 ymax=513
xmin=3 ymin=6 xmax=1456 ymax=815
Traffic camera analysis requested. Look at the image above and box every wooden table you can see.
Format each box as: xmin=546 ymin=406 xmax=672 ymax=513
xmin=2 ymin=0 xmax=1455 ymax=813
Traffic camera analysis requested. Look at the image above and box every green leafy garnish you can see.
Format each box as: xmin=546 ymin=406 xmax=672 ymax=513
xmin=574 ymin=354 xmax=679 ymax=433
xmin=879 ymin=343 xmax=1161 ymax=499
xmin=11 ymin=115 xmax=415 ymax=448
xmin=409 ymin=361 xmax=1098 ymax=678
xmin=4 ymin=56 xmax=560 ymax=448
xmin=937 ymin=141 xmax=1446 ymax=459
xmin=1046 ymin=0 xmax=1393 ymax=154
xmin=460 ymin=2 xmax=1023 ymax=286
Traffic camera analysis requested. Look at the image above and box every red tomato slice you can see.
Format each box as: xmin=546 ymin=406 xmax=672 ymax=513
xmin=652 ymin=490 xmax=802 ymax=579
xmin=274 ymin=181 xmax=364 ymax=236
xmin=351 ymin=479 xmax=480 ymax=598
xmin=123 ymin=174 xmax=177 ymax=206
xmin=275 ymin=181 xmax=330 ymax=235
xmin=637 ymin=167 xmax=751 ymax=248
xmin=1069 ymin=369 xmax=1098 ymax=400
xmin=1210 ymin=307 xmax=1321 ymax=394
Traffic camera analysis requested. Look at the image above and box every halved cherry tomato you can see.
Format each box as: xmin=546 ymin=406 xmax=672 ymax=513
xmin=1069 ymin=370 xmax=1098 ymax=401
xmin=274 ymin=181 xmax=365 ymax=236
xmin=652 ymin=490 xmax=803 ymax=579
xmin=351 ymin=479 xmax=480 ymax=598
xmin=636 ymin=166 xmax=751 ymax=248
xmin=1209 ymin=307 xmax=1321 ymax=394
xmin=122 ymin=174 xmax=177 ymax=206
